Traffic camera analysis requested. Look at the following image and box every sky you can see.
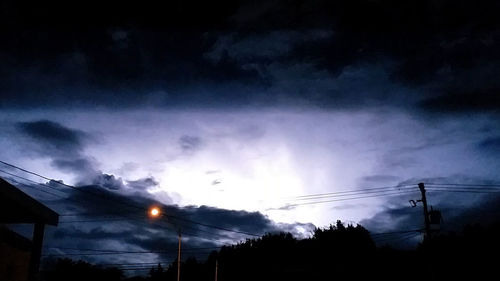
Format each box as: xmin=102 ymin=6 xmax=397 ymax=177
xmin=1 ymin=0 xmax=500 ymax=269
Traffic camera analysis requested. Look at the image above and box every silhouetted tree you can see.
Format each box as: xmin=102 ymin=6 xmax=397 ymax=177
xmin=148 ymin=264 xmax=164 ymax=281
xmin=42 ymin=258 xmax=123 ymax=281
xmin=41 ymin=221 xmax=500 ymax=281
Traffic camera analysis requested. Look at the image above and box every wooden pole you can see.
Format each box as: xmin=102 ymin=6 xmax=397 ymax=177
xmin=177 ymin=231 xmax=181 ymax=281
xmin=418 ymin=183 xmax=431 ymax=240
xmin=215 ymin=259 xmax=218 ymax=281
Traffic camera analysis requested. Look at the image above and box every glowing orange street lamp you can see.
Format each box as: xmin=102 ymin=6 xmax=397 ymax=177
xmin=149 ymin=206 xmax=181 ymax=281
xmin=150 ymin=207 xmax=160 ymax=217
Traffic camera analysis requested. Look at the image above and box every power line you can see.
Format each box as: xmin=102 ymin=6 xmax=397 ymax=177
xmin=56 ymin=215 xmax=235 ymax=242
xmin=2 ymin=170 xmax=232 ymax=245
xmin=277 ymin=181 xmax=500 ymax=208
xmin=0 ymin=173 xmax=121 ymax=218
xmin=169 ymin=220 xmax=237 ymax=240
xmin=0 ymin=171 xmax=157 ymax=225
xmin=370 ymin=229 xmax=423 ymax=236
xmin=288 ymin=184 xmax=416 ymax=200
xmin=59 ymin=213 xmax=123 ymax=217
xmin=3 ymin=160 xmax=260 ymax=237
xmin=426 ymin=189 xmax=500 ymax=194
xmin=58 ymin=218 xmax=131 ymax=223
xmin=165 ymin=215 xmax=260 ymax=237
xmin=425 ymin=182 xmax=500 ymax=188
xmin=426 ymin=185 xmax=500 ymax=191
xmin=280 ymin=190 xmax=419 ymax=207
xmin=0 ymin=160 xmax=54 ymax=181
xmin=427 ymin=186 xmax=500 ymax=193
xmin=41 ymin=248 xmax=220 ymax=257
xmin=96 ymin=262 xmax=171 ymax=266
xmin=0 ymin=160 xmax=263 ymax=238
xmin=43 ymin=245 xmax=222 ymax=254
xmin=426 ymin=186 xmax=500 ymax=190
xmin=64 ymin=217 xmax=228 ymax=244
xmin=289 ymin=187 xmax=416 ymax=202
xmin=1 ymin=171 xmax=200 ymax=243
xmin=41 ymin=250 xmax=219 ymax=257
xmin=1 ymin=161 xmax=167 ymax=225
xmin=0 ymin=169 xmax=70 ymax=199
xmin=120 ymin=268 xmax=156 ymax=271
xmin=2 ymin=177 xmax=67 ymax=200
xmin=371 ymin=230 xmax=422 ymax=242
xmin=375 ymin=232 xmax=422 ymax=244
xmin=283 ymin=182 xmax=500 ymax=204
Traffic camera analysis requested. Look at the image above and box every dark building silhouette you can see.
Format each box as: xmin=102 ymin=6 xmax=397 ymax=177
xmin=0 ymin=177 xmax=59 ymax=281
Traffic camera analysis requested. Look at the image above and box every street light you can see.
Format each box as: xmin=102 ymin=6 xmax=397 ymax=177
xmin=150 ymin=207 xmax=160 ymax=217
xmin=149 ymin=206 xmax=181 ymax=281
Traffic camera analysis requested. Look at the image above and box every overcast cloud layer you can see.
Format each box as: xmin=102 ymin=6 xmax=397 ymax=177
xmin=1 ymin=0 xmax=500 ymax=113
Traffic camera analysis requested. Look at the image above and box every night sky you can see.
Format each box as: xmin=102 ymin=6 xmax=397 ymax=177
xmin=2 ymin=0 xmax=500 ymax=271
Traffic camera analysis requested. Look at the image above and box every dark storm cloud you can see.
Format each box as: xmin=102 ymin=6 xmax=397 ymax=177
xmin=420 ymin=89 xmax=500 ymax=113
xmin=15 ymin=120 xmax=102 ymax=180
xmin=477 ymin=136 xmax=500 ymax=154
xmin=361 ymin=190 xmax=500 ymax=248
xmin=51 ymin=158 xmax=97 ymax=175
xmin=89 ymin=174 xmax=125 ymax=190
xmin=444 ymin=192 xmax=500 ymax=229
xmin=222 ymin=0 xmax=500 ymax=112
xmin=16 ymin=120 xmax=88 ymax=156
xmin=2 ymin=1 xmax=500 ymax=112
xmin=0 ymin=28 xmax=262 ymax=108
xmin=52 ymin=225 xmax=139 ymax=241
xmin=14 ymin=179 xmax=315 ymax=264
xmin=362 ymin=175 xmax=500 ymax=246
xmin=15 ymin=120 xmax=105 ymax=181
xmin=361 ymin=204 xmax=423 ymax=234
xmin=127 ymin=177 xmax=159 ymax=190
xmin=14 ymin=120 xmax=135 ymax=190
xmin=230 ymin=1 xmax=500 ymax=78
xmin=180 ymin=205 xmax=288 ymax=236
xmin=205 ymin=30 xmax=332 ymax=63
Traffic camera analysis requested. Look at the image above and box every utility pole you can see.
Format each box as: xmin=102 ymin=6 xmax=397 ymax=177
xmin=418 ymin=183 xmax=431 ymax=241
xmin=215 ymin=259 xmax=218 ymax=281
xmin=177 ymin=230 xmax=182 ymax=281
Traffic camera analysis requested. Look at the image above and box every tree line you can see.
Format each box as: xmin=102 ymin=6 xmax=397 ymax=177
xmin=40 ymin=220 xmax=500 ymax=281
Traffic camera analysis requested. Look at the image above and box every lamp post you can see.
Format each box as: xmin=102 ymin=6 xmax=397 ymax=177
xmin=177 ymin=230 xmax=181 ymax=281
xmin=149 ymin=207 xmax=181 ymax=281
